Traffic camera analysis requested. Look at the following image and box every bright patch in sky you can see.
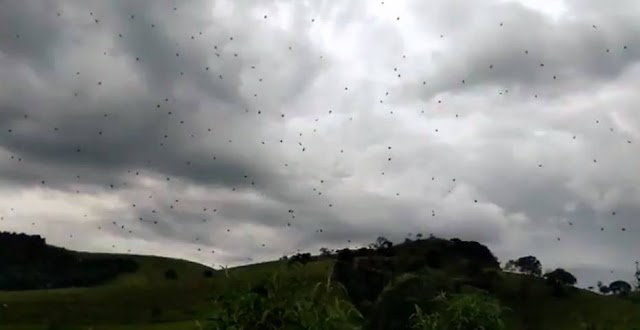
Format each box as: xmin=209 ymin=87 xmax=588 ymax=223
xmin=501 ymin=0 xmax=568 ymax=20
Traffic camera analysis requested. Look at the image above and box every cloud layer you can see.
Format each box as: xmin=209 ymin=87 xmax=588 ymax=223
xmin=1 ymin=0 xmax=640 ymax=287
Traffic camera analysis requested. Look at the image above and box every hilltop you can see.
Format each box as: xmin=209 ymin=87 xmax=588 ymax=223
xmin=0 ymin=232 xmax=639 ymax=329
xmin=326 ymin=236 xmax=640 ymax=329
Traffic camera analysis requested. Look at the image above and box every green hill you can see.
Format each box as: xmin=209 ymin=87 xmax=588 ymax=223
xmin=0 ymin=252 xmax=215 ymax=328
xmin=1 ymin=232 xmax=639 ymax=329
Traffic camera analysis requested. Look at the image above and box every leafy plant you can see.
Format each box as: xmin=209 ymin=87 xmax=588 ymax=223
xmin=205 ymin=265 xmax=363 ymax=329
xmin=409 ymin=304 xmax=441 ymax=330
xmin=409 ymin=292 xmax=507 ymax=330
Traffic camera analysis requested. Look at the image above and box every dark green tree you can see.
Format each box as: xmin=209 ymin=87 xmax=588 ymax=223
xmin=319 ymin=247 xmax=331 ymax=256
xmin=544 ymin=268 xmax=577 ymax=298
xmin=505 ymin=256 xmax=542 ymax=277
xmin=164 ymin=268 xmax=178 ymax=280
xmin=597 ymin=281 xmax=610 ymax=294
xmin=370 ymin=236 xmax=393 ymax=250
xmin=609 ymin=280 xmax=632 ymax=296
xmin=544 ymin=268 xmax=577 ymax=286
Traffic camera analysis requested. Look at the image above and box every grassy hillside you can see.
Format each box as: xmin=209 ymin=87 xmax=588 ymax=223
xmin=1 ymin=234 xmax=640 ymax=329
xmin=0 ymin=248 xmax=334 ymax=329
xmin=0 ymin=252 xmax=215 ymax=328
xmin=474 ymin=272 xmax=640 ymax=329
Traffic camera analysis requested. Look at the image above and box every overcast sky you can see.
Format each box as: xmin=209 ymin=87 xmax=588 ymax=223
xmin=1 ymin=0 xmax=640 ymax=288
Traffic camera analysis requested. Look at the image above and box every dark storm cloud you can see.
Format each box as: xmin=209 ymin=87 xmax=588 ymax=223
xmin=0 ymin=95 xmax=268 ymax=191
xmin=119 ymin=189 xmax=292 ymax=245
xmin=0 ymin=0 xmax=325 ymax=194
xmin=0 ymin=0 xmax=65 ymax=71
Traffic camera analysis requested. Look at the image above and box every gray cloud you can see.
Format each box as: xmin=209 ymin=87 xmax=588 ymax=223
xmin=1 ymin=0 xmax=639 ymax=287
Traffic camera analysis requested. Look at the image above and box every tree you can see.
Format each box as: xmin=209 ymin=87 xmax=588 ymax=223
xmin=203 ymin=270 xmax=214 ymax=278
xmin=404 ymin=233 xmax=414 ymax=244
xmin=449 ymin=239 xmax=500 ymax=270
xmin=505 ymin=256 xmax=542 ymax=277
xmin=544 ymin=268 xmax=577 ymax=286
xmin=370 ymin=236 xmax=393 ymax=250
xmin=164 ymin=268 xmax=178 ymax=280
xmin=336 ymin=248 xmax=354 ymax=262
xmin=544 ymin=268 xmax=577 ymax=298
xmin=319 ymin=247 xmax=331 ymax=256
xmin=609 ymin=280 xmax=632 ymax=296
xmin=288 ymin=253 xmax=312 ymax=266
xmin=597 ymin=281 xmax=610 ymax=295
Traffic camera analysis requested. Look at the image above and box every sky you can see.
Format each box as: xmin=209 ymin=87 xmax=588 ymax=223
xmin=1 ymin=0 xmax=640 ymax=289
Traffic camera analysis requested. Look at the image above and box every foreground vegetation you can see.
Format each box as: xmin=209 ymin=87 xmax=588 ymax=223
xmin=1 ymin=232 xmax=640 ymax=329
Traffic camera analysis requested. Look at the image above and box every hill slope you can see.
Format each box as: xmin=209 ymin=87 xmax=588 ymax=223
xmin=0 ymin=232 xmax=218 ymax=328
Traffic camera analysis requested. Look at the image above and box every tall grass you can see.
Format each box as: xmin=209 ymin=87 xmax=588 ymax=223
xmin=409 ymin=292 xmax=508 ymax=330
xmin=205 ymin=263 xmax=363 ymax=329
